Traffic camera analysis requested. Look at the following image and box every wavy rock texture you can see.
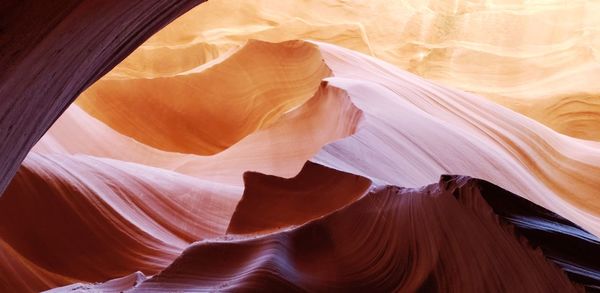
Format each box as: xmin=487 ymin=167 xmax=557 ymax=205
xmin=0 ymin=153 xmax=239 ymax=290
xmin=34 ymin=78 xmax=363 ymax=187
xmin=0 ymin=0 xmax=205 ymax=194
xmin=4 ymin=38 xmax=600 ymax=292
xmin=3 ymin=38 xmax=600 ymax=292
xmin=2 ymin=0 xmax=600 ymax=292
xmin=37 ymin=172 xmax=600 ymax=292
xmin=311 ymin=41 xmax=600 ymax=238
xmin=77 ymin=40 xmax=331 ymax=155
xmin=38 ymin=40 xmax=600 ymax=238
xmin=470 ymin=177 xmax=600 ymax=290
xmin=125 ymin=175 xmax=586 ymax=292
xmin=2 ymin=42 xmax=368 ymax=292
xmin=104 ymin=0 xmax=600 ymax=141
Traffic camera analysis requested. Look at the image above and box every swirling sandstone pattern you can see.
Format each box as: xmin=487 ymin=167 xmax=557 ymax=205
xmin=125 ymin=175 xmax=588 ymax=292
xmin=98 ymin=0 xmax=600 ymax=141
xmin=77 ymin=40 xmax=331 ymax=155
xmin=0 ymin=0 xmax=206 ymax=194
xmin=312 ymin=41 xmax=600 ymax=237
xmin=1 ymin=1 xmax=600 ymax=292
xmin=0 ymin=153 xmax=239 ymax=288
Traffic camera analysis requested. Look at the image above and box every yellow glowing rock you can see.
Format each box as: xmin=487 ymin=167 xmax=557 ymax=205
xmin=104 ymin=0 xmax=600 ymax=140
xmin=77 ymin=40 xmax=330 ymax=155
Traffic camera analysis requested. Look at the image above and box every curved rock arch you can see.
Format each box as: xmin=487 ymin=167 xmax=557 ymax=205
xmin=0 ymin=0 xmax=206 ymax=194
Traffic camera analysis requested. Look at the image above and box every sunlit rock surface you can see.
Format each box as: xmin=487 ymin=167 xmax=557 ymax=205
xmin=1 ymin=0 xmax=600 ymax=292
xmin=106 ymin=0 xmax=600 ymax=141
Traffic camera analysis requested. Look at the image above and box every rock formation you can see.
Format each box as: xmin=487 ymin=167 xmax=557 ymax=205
xmin=1 ymin=1 xmax=599 ymax=292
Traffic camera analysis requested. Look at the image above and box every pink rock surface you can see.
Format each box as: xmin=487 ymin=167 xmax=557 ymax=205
xmin=1 ymin=2 xmax=600 ymax=289
xmin=0 ymin=0 xmax=204 ymax=194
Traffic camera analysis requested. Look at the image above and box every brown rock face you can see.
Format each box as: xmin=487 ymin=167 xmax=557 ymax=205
xmin=227 ymin=161 xmax=372 ymax=234
xmin=130 ymin=175 xmax=583 ymax=292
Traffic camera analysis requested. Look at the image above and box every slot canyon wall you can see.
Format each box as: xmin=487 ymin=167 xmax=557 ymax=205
xmin=1 ymin=0 xmax=599 ymax=292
